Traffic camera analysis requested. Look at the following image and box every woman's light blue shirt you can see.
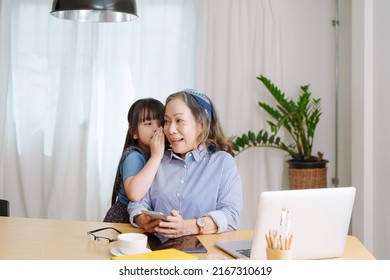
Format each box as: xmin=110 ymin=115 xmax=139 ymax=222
xmin=128 ymin=147 xmax=242 ymax=233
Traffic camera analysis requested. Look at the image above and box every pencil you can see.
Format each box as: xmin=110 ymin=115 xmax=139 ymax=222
xmin=279 ymin=235 xmax=284 ymax=250
xmin=269 ymin=233 xmax=274 ymax=249
xmin=287 ymin=234 xmax=293 ymax=250
xmin=265 ymin=234 xmax=271 ymax=248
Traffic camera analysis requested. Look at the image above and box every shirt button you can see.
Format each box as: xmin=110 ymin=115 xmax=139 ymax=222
xmin=176 ymin=193 xmax=180 ymax=197
xmin=180 ymin=179 xmax=184 ymax=184
xmin=183 ymin=164 xmax=187 ymax=168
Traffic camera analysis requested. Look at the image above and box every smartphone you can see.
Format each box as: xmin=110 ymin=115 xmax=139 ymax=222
xmin=141 ymin=210 xmax=167 ymax=220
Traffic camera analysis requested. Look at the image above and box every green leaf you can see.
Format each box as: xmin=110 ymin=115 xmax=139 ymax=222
xmin=235 ymin=137 xmax=244 ymax=147
xmin=248 ymin=131 xmax=256 ymax=144
xmin=257 ymin=130 xmax=263 ymax=143
xmin=242 ymin=134 xmax=249 ymax=145
xmin=262 ymin=131 xmax=268 ymax=142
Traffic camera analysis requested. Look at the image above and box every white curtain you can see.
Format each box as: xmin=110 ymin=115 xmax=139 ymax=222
xmin=195 ymin=0 xmax=284 ymax=229
xmin=0 ymin=1 xmax=12 ymax=201
xmin=0 ymin=0 xmax=196 ymax=221
xmin=1 ymin=0 xmax=282 ymax=227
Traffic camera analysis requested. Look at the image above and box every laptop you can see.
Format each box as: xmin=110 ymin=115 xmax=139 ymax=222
xmin=216 ymin=187 xmax=356 ymax=260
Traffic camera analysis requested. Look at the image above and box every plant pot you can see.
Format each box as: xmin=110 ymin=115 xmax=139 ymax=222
xmin=287 ymin=158 xmax=329 ymax=189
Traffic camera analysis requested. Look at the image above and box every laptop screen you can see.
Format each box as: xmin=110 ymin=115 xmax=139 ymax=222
xmin=250 ymin=187 xmax=356 ymax=259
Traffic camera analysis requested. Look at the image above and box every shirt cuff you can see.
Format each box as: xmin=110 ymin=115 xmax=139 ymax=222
xmin=129 ymin=208 xmax=144 ymax=228
xmin=207 ymin=210 xmax=228 ymax=233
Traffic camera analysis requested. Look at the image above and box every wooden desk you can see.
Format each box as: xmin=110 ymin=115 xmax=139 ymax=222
xmin=0 ymin=217 xmax=375 ymax=260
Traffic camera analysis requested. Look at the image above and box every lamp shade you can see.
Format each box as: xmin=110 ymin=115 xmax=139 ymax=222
xmin=50 ymin=0 xmax=138 ymax=22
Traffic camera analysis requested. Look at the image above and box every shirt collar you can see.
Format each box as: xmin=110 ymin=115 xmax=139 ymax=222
xmin=167 ymin=145 xmax=209 ymax=163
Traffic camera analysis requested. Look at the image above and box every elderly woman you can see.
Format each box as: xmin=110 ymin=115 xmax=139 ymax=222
xmin=128 ymin=89 xmax=242 ymax=238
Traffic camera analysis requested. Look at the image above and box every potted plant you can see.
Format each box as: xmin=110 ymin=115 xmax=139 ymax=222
xmin=232 ymin=75 xmax=328 ymax=189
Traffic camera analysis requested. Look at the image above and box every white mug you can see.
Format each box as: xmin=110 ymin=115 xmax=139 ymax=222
xmin=117 ymin=233 xmax=148 ymax=255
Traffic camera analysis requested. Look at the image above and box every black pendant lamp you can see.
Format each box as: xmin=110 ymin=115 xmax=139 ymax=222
xmin=50 ymin=0 xmax=138 ymax=22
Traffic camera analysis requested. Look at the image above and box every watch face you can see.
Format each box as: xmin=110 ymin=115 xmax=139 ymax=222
xmin=197 ymin=218 xmax=205 ymax=227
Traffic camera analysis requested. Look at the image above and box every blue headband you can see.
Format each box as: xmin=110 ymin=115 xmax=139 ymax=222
xmin=184 ymin=89 xmax=213 ymax=120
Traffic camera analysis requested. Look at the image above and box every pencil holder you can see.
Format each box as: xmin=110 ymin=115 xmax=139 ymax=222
xmin=266 ymin=248 xmax=292 ymax=260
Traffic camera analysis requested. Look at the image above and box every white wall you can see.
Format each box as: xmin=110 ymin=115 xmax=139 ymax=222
xmin=351 ymin=0 xmax=374 ymax=255
xmin=279 ymin=0 xmax=390 ymax=259
xmin=372 ymin=0 xmax=390 ymax=259
xmin=349 ymin=0 xmax=390 ymax=260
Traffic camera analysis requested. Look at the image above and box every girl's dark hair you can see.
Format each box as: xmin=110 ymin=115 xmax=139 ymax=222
xmin=122 ymin=98 xmax=164 ymax=152
xmin=165 ymin=91 xmax=233 ymax=154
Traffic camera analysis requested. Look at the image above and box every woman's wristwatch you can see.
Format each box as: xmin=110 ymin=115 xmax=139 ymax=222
xmin=196 ymin=217 xmax=205 ymax=235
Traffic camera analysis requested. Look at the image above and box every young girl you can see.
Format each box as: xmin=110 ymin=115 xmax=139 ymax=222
xmin=103 ymin=98 xmax=165 ymax=223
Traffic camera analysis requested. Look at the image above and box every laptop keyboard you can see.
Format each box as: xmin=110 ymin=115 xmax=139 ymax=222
xmin=236 ymin=249 xmax=251 ymax=258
